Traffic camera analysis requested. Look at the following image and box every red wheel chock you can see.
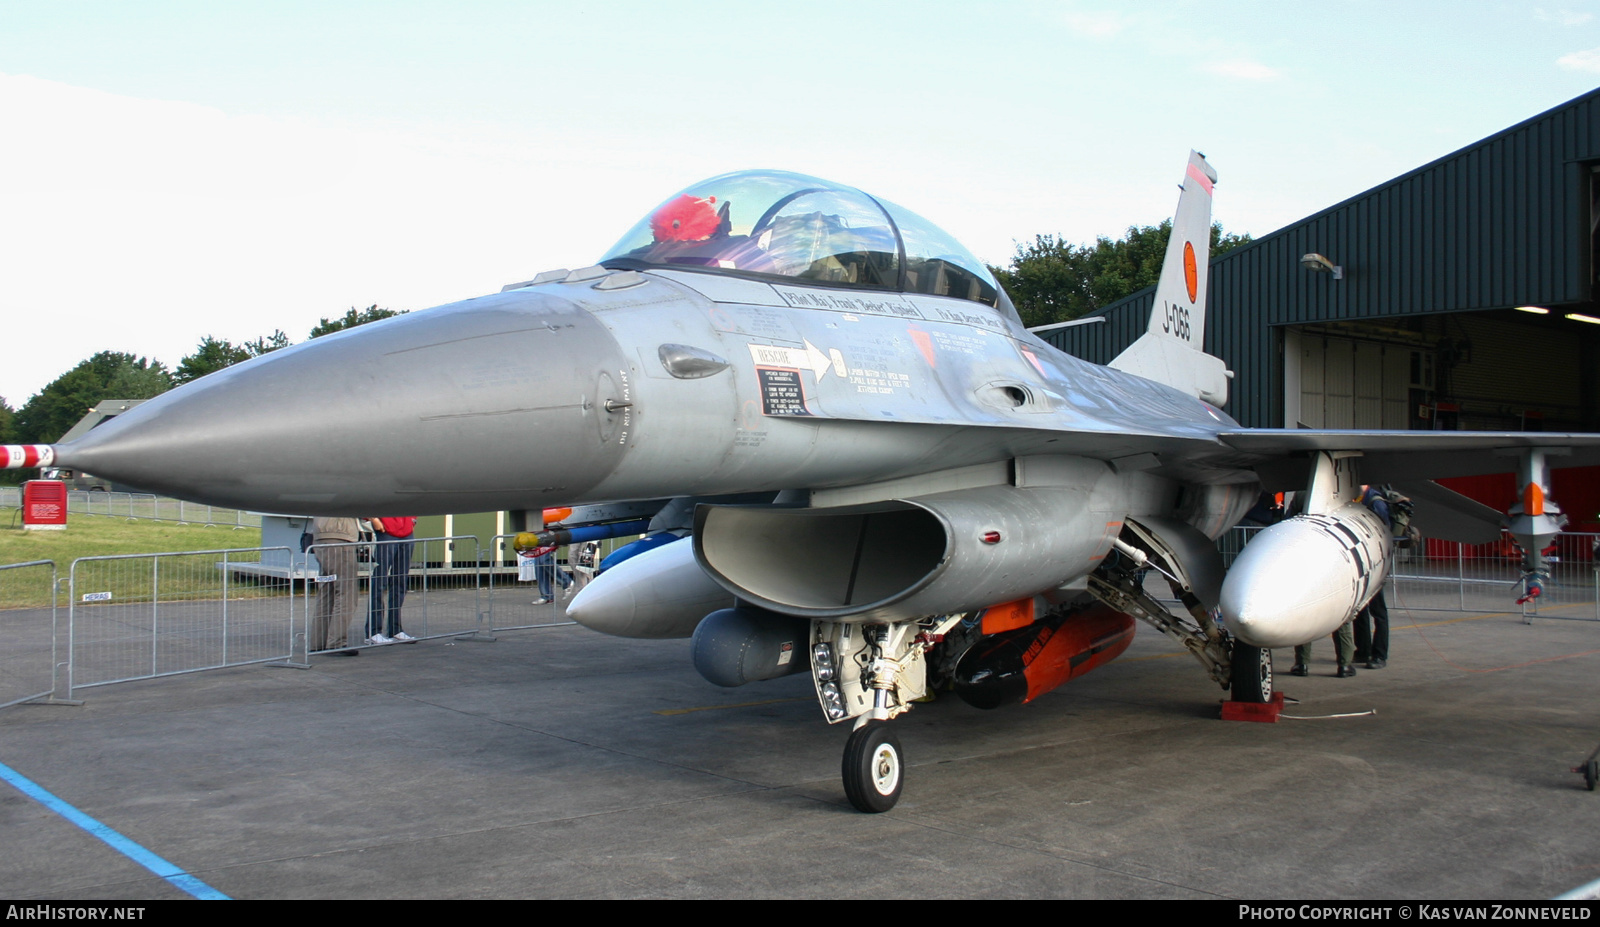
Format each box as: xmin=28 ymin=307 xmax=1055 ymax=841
xmin=1221 ymin=691 xmax=1284 ymax=723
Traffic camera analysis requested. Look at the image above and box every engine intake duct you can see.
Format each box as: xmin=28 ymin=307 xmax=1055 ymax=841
xmin=693 ymin=485 xmax=1103 ymax=623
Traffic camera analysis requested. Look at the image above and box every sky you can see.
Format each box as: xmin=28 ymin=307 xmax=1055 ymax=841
xmin=2 ymin=0 xmax=1599 ymax=405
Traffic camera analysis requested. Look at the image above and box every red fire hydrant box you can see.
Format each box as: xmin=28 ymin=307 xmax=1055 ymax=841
xmin=22 ymin=480 xmax=67 ymax=530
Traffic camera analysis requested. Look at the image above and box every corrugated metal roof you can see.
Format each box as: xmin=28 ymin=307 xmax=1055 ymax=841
xmin=1043 ymin=87 xmax=1600 ymax=427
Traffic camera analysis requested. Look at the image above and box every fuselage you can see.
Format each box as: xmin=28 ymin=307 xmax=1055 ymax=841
xmin=55 ymin=265 xmax=1255 ymax=529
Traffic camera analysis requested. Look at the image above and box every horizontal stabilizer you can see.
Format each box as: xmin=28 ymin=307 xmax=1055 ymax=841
xmin=1389 ymin=480 xmax=1505 ymax=545
xmin=1110 ymin=333 xmax=1231 ymax=406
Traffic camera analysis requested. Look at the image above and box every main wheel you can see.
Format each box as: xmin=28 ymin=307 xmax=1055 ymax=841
xmin=1585 ymin=759 xmax=1597 ymax=792
xmin=842 ymin=721 xmax=904 ymax=813
xmin=1230 ymin=642 xmax=1273 ymax=703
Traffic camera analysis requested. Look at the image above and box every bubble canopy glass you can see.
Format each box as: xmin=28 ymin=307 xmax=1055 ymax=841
xmin=599 ymin=170 xmax=1003 ymax=309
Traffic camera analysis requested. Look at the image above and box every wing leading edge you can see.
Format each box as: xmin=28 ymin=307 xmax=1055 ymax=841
xmin=1219 ymin=430 xmax=1600 ymax=487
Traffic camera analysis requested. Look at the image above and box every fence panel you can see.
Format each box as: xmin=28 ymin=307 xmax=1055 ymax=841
xmin=302 ymin=535 xmax=485 ymax=655
xmin=487 ymin=533 xmax=574 ymax=631
xmin=485 ymin=532 xmax=644 ymax=632
xmin=0 ymin=561 xmax=58 ymax=708
xmin=1392 ymin=532 xmax=1599 ymax=619
xmin=1217 ymin=525 xmax=1262 ymax=569
xmin=1222 ymin=525 xmax=1600 ymax=619
xmin=68 ymin=547 xmax=296 ymax=694
xmin=0 ymin=487 xmax=261 ymax=528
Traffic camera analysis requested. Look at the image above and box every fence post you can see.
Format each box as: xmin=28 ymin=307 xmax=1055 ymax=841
xmin=63 ymin=560 xmax=79 ymax=703
xmin=47 ymin=564 xmax=82 ymax=705
xmin=151 ymin=556 xmax=160 ymax=677
xmin=54 ymin=563 xmax=77 ymax=703
xmin=221 ymin=550 xmax=230 ymax=666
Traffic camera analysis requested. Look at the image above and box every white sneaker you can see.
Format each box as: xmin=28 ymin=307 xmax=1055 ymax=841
xmin=393 ymin=631 xmax=416 ymax=642
xmin=368 ymin=633 xmax=394 ymax=645
xmin=531 ymin=597 xmax=551 ymax=605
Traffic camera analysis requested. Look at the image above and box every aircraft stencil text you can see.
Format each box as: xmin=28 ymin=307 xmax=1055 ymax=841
xmin=1162 ymin=301 xmax=1192 ymax=341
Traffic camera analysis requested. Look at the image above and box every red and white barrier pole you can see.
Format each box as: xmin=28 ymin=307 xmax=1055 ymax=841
xmin=1 ymin=445 xmax=54 ymax=469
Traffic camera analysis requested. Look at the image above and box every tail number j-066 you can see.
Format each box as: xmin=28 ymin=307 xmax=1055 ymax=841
xmin=1162 ymin=302 xmax=1192 ymax=341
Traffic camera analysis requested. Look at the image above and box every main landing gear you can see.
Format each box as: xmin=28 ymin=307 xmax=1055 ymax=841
xmin=1088 ymin=527 xmax=1281 ymax=719
xmin=1230 ymin=642 xmax=1273 ymax=704
xmin=1573 ymin=742 xmax=1600 ymax=791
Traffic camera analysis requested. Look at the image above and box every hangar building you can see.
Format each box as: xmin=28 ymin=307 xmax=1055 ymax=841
xmin=1044 ymin=87 xmax=1600 ymax=532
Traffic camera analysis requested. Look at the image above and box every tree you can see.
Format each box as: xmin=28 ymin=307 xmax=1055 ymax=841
xmin=0 ymin=398 xmax=13 ymax=446
xmin=173 ymin=329 xmax=291 ymax=385
xmin=0 ymin=397 xmax=15 ymax=484
xmin=991 ymin=221 xmax=1252 ymax=329
xmin=243 ymin=329 xmax=291 ymax=356
xmin=174 ymin=336 xmax=251 ymax=385
xmin=309 ymin=305 xmax=405 ymax=339
xmin=14 ymin=352 xmax=173 ymax=444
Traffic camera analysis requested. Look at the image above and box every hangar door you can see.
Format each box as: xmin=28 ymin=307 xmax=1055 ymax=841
xmin=1287 ymin=332 xmax=1425 ymax=430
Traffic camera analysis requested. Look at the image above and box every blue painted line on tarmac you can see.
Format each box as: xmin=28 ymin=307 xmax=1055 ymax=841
xmin=0 ymin=759 xmax=229 ymax=900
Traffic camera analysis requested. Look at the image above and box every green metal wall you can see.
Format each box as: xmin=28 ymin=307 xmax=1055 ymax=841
xmin=1043 ymin=88 xmax=1600 ymax=428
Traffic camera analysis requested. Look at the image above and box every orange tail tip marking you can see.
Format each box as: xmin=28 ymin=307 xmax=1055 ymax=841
xmin=1522 ymin=482 xmax=1545 ymax=517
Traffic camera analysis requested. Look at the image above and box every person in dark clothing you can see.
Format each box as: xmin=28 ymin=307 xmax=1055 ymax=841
xmin=1353 ymin=485 xmax=1392 ymax=670
xmin=1240 ymin=491 xmax=1285 ymax=527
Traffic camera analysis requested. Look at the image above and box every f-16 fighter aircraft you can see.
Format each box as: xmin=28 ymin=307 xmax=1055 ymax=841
xmin=8 ymin=154 xmax=1600 ymax=811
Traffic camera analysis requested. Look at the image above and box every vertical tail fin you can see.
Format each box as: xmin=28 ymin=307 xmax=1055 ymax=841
xmin=1108 ymin=151 xmax=1231 ymax=406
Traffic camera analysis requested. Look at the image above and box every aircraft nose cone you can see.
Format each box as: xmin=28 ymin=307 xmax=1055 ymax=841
xmin=60 ymin=290 xmax=631 ymax=515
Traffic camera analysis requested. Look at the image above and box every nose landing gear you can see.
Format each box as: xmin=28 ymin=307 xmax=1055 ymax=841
xmin=842 ymin=721 xmax=903 ymax=813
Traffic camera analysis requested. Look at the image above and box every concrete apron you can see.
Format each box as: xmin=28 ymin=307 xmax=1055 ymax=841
xmin=0 ymin=602 xmax=1597 ymax=900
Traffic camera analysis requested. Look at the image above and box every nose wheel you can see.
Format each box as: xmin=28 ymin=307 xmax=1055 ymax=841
xmin=842 ymin=721 xmax=903 ymax=813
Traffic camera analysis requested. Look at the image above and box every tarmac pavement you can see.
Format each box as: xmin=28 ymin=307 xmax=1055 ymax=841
xmin=1 ymin=599 xmax=1598 ymax=900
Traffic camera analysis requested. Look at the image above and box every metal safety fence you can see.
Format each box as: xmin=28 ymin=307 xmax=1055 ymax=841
xmin=0 ymin=486 xmax=261 ymax=528
xmin=1218 ymin=526 xmax=1600 ymax=621
xmin=301 ymin=535 xmax=488 ymax=658
xmin=1389 ymin=531 xmax=1600 ymax=620
xmin=0 ymin=561 xmax=59 ymax=708
xmin=1217 ymin=525 xmax=1263 ymax=569
xmin=485 ymin=532 xmax=644 ymax=631
xmin=487 ymin=533 xmax=577 ymax=631
xmin=6 ymin=519 xmax=1597 ymax=709
xmin=66 ymin=547 xmax=297 ymax=697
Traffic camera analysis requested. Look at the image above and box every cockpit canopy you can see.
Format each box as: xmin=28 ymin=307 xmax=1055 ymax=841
xmin=599 ymin=170 xmax=1005 ymax=309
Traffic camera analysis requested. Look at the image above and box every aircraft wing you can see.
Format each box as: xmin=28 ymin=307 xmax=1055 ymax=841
xmin=1218 ymin=430 xmax=1600 ymax=489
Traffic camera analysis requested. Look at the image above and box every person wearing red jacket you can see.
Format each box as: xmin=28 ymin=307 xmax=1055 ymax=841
xmin=367 ymin=516 xmax=418 ymax=644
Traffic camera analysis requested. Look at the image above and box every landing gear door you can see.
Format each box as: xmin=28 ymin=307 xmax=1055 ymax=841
xmin=1124 ymin=516 xmax=1225 ymax=610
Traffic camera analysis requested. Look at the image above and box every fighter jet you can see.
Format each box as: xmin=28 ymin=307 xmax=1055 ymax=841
xmin=8 ymin=154 xmax=1600 ymax=812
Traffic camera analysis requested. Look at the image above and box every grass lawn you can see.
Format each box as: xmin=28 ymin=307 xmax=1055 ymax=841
xmin=0 ymin=513 xmax=265 ymax=607
xmin=0 ymin=511 xmax=262 ymax=566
